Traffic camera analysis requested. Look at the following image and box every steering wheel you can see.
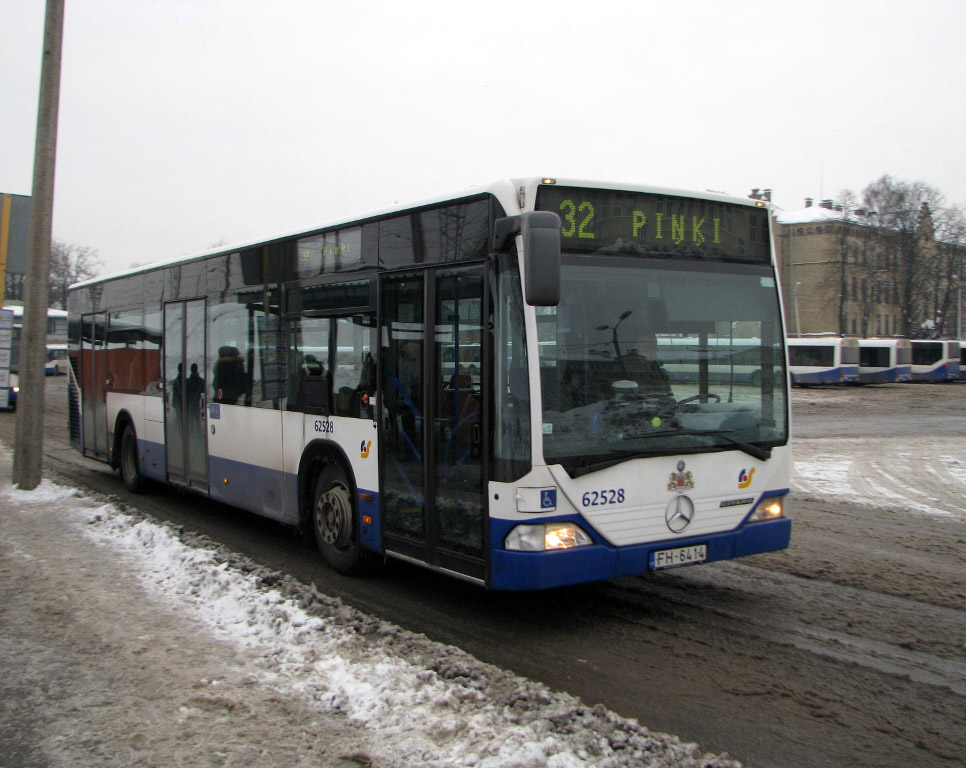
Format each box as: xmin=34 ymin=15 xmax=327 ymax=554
xmin=677 ymin=393 xmax=721 ymax=406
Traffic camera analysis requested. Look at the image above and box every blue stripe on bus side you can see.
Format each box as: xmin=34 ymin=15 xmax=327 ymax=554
xmin=860 ymin=367 xmax=910 ymax=383
xmin=136 ymin=438 xmax=167 ymax=482
xmin=793 ymin=366 xmax=858 ymax=384
xmin=135 ymin=440 xmax=382 ymax=550
xmin=912 ymin=366 xmax=954 ymax=381
xmin=207 ymin=454 xmax=297 ymax=525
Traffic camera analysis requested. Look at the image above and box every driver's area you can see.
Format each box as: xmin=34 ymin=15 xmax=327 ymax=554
xmin=535 ymin=258 xmax=787 ymax=474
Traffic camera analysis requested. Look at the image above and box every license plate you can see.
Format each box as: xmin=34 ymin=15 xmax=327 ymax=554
xmin=652 ymin=544 xmax=707 ymax=570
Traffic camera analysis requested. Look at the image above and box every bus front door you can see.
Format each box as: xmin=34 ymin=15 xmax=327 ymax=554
xmin=163 ymin=299 xmax=209 ymax=490
xmin=381 ymin=268 xmax=486 ymax=581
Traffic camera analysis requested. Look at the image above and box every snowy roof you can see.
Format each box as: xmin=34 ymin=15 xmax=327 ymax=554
xmin=775 ymin=206 xmax=843 ymax=225
xmin=2 ymin=304 xmax=68 ymax=318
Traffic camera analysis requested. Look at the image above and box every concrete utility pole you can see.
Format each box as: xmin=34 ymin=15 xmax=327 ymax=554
xmin=13 ymin=0 xmax=65 ymax=489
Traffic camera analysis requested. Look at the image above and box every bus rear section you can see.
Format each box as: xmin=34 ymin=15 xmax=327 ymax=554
xmin=787 ymin=337 xmax=859 ymax=385
xmin=910 ymin=340 xmax=960 ymax=381
xmin=857 ymin=338 xmax=912 ymax=383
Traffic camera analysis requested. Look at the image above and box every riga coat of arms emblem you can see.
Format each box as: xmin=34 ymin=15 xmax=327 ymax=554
xmin=667 ymin=460 xmax=694 ymax=492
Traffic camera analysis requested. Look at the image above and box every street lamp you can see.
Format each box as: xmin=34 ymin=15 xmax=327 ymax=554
xmin=598 ymin=310 xmax=633 ymax=379
xmin=793 ymin=282 xmax=802 ymax=337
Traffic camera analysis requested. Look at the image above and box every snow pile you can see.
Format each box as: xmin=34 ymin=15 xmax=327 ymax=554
xmin=2 ymin=473 xmax=740 ymax=768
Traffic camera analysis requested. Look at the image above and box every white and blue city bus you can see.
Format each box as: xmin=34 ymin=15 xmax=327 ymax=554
xmin=857 ymin=338 xmax=912 ymax=383
xmin=787 ymin=336 xmax=859 ymax=385
xmin=909 ymin=339 xmax=960 ymax=382
xmin=67 ymin=179 xmax=791 ymax=590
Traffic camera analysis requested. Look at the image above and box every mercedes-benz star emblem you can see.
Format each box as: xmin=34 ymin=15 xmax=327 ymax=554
xmin=665 ymin=495 xmax=695 ymax=533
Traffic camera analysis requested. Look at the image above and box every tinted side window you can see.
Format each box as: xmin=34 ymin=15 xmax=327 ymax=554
xmin=379 ymin=199 xmax=492 ymax=268
xmin=379 ymin=216 xmax=417 ymax=268
xmin=107 ymin=308 xmax=144 ymax=393
xmin=209 ymin=297 xmax=252 ymax=406
xmin=419 ymin=200 xmax=490 ymax=263
xmin=332 ymin=316 xmax=375 ymax=417
xmin=287 ymin=316 xmax=330 ymax=414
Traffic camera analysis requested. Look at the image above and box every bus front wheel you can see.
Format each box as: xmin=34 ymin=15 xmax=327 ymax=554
xmin=312 ymin=464 xmax=362 ymax=574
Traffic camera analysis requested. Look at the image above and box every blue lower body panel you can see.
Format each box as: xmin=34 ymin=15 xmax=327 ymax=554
xmin=489 ymin=517 xmax=792 ymax=591
xmin=792 ymin=367 xmax=858 ymax=385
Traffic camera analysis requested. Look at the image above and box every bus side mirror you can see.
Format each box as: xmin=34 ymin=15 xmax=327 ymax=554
xmin=493 ymin=212 xmax=561 ymax=307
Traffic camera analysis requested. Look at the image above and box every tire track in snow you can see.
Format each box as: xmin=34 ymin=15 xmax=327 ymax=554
xmin=792 ymin=437 xmax=966 ymax=520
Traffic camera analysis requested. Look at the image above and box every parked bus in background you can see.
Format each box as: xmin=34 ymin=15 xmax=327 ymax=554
xmin=46 ymin=343 xmax=69 ymax=375
xmin=856 ymin=338 xmax=912 ymax=384
xmin=657 ymin=336 xmax=786 ymax=389
xmin=0 ymin=305 xmax=68 ymax=409
xmin=909 ymin=340 xmax=960 ymax=382
xmin=67 ymin=178 xmax=791 ymax=590
xmin=787 ymin=337 xmax=859 ymax=386
xmin=959 ymin=342 xmax=966 ymax=382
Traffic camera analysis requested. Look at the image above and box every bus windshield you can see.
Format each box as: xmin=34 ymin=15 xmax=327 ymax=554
xmin=537 ymin=257 xmax=787 ymax=475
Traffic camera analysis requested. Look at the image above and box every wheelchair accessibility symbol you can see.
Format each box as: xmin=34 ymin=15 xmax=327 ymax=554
xmin=540 ymin=489 xmax=557 ymax=510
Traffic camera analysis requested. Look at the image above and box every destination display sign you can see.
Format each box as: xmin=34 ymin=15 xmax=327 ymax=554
xmin=297 ymin=226 xmax=362 ymax=277
xmin=536 ymin=185 xmax=771 ymax=262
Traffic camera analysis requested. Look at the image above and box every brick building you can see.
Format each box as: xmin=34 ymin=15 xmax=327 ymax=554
xmin=773 ymin=198 xmax=964 ymax=339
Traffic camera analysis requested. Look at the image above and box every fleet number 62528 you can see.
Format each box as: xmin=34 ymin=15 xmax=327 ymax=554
xmin=582 ymin=488 xmax=625 ymax=507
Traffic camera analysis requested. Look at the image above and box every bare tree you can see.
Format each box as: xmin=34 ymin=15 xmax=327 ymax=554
xmin=861 ymin=175 xmax=946 ymax=337
xmin=49 ymin=238 xmax=102 ymax=309
xmin=931 ymin=205 xmax=966 ymax=337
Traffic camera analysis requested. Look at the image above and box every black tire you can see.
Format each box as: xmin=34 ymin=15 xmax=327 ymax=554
xmin=119 ymin=424 xmax=146 ymax=493
xmin=312 ymin=464 xmax=363 ymax=574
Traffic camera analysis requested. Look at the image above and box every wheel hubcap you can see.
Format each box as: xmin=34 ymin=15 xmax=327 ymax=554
xmin=315 ymin=482 xmax=352 ymax=549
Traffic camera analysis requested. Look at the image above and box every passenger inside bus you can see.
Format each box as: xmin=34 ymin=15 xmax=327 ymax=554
xmin=212 ymin=345 xmax=248 ymax=405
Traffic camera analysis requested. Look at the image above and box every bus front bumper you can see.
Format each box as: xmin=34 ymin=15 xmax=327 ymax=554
xmin=489 ymin=517 xmax=791 ymax=591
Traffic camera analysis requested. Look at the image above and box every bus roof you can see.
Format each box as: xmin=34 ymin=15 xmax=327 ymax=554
xmin=857 ymin=338 xmax=910 ymax=347
xmin=788 ymin=336 xmax=858 ymax=346
xmin=2 ymin=305 xmax=68 ymax=319
xmin=70 ymin=178 xmax=768 ymax=290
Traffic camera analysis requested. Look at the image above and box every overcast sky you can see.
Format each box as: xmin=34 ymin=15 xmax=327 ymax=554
xmin=2 ymin=0 xmax=965 ymax=276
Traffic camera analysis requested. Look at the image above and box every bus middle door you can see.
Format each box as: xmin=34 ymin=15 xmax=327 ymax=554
xmin=163 ymin=299 xmax=209 ymax=490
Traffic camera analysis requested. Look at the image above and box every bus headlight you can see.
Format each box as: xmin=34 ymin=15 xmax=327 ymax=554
xmin=505 ymin=523 xmax=593 ymax=551
xmin=749 ymin=496 xmax=785 ymax=522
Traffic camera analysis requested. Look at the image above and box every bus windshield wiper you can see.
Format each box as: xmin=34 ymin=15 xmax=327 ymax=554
xmin=569 ymin=450 xmax=664 ymax=478
xmin=622 ymin=428 xmax=771 ymax=461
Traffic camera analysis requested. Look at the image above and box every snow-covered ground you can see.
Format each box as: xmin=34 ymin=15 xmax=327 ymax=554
xmin=0 ymin=444 xmax=739 ymax=768
xmin=793 ymin=435 xmax=966 ymax=521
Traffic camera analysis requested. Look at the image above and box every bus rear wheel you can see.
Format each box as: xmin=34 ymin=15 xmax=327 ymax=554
xmin=119 ymin=424 xmax=146 ymax=493
xmin=312 ymin=464 xmax=362 ymax=574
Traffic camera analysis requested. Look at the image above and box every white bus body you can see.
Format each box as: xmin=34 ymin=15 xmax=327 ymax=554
xmin=909 ymin=340 xmax=960 ymax=382
xmin=68 ymin=178 xmax=791 ymax=590
xmin=787 ymin=337 xmax=859 ymax=386
xmin=857 ymin=338 xmax=912 ymax=383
